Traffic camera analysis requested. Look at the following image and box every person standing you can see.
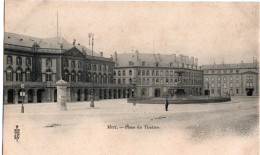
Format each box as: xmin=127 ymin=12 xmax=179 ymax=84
xmin=165 ymin=97 xmax=169 ymax=111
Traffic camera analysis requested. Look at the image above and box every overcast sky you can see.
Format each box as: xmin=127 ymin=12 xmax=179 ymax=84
xmin=4 ymin=1 xmax=259 ymax=65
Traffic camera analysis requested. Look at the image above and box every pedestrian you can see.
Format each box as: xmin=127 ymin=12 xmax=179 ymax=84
xmin=165 ymin=97 xmax=169 ymax=111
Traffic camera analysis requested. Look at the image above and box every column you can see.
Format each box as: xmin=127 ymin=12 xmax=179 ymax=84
xmin=33 ymin=89 xmax=37 ymax=103
xmin=3 ymin=89 xmax=7 ymax=104
xmin=106 ymin=89 xmax=109 ymax=99
xmin=14 ymin=90 xmax=18 ymax=104
xmin=111 ymin=90 xmax=114 ymax=99
xmin=24 ymin=89 xmax=28 ymax=103
xmin=80 ymin=89 xmax=84 ymax=101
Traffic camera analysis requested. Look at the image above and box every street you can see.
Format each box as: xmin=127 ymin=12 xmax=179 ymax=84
xmin=3 ymin=97 xmax=259 ymax=155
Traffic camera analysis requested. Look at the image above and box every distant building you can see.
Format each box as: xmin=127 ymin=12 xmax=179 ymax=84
xmin=202 ymin=61 xmax=259 ymax=96
xmin=3 ymin=32 xmax=128 ymax=104
xmin=112 ymin=50 xmax=204 ymax=98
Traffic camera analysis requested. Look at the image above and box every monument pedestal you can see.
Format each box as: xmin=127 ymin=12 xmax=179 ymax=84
xmin=56 ymin=80 xmax=68 ymax=111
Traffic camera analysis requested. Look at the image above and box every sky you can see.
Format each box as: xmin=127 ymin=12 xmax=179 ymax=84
xmin=4 ymin=1 xmax=259 ymax=65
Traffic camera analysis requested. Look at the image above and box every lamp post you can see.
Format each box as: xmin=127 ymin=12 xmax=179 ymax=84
xmin=89 ymin=33 xmax=95 ymax=108
xmin=20 ymin=83 xmax=25 ymax=113
xmin=207 ymin=83 xmax=210 ymax=98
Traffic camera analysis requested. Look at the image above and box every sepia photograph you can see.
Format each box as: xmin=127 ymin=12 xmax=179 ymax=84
xmin=2 ymin=1 xmax=259 ymax=155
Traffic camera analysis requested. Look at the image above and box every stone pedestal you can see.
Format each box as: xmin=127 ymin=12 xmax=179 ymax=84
xmin=56 ymin=80 xmax=68 ymax=111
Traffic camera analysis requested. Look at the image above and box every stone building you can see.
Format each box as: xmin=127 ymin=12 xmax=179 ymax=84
xmin=4 ymin=32 xmax=129 ymax=104
xmin=112 ymin=51 xmax=204 ymax=98
xmin=202 ymin=61 xmax=259 ymax=96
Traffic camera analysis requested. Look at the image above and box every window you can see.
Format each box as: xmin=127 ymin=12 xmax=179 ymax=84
xmin=7 ymin=56 xmax=12 ymax=65
xmin=142 ymin=70 xmax=145 ymax=76
xmin=78 ymin=61 xmax=82 ymax=68
xmin=129 ymin=78 xmax=132 ymax=84
xmin=218 ymin=83 xmax=220 ymax=88
xmin=16 ymin=68 xmax=23 ymax=82
xmin=166 ymin=78 xmax=169 ymax=84
xmin=156 ymin=70 xmax=159 ymax=76
xmin=146 ymin=78 xmax=150 ymax=85
xmin=170 ymin=71 xmax=173 ymax=76
xmin=142 ymin=61 xmax=145 ymax=66
xmin=114 ymin=71 xmax=116 ymax=76
xmin=236 ymin=89 xmax=239 ymax=94
xmin=64 ymin=70 xmax=69 ymax=82
xmin=104 ymin=65 xmax=107 ymax=72
xmin=230 ymin=76 xmax=233 ymax=81
xmin=142 ymin=78 xmax=145 ymax=85
xmin=236 ymin=70 xmax=239 ymax=73
xmin=170 ymin=78 xmax=173 ymax=84
xmin=152 ymin=78 xmax=155 ymax=85
xmin=138 ymin=70 xmax=141 ymax=76
xmin=236 ymin=82 xmax=239 ymax=87
xmin=156 ymin=78 xmax=159 ymax=84
xmin=16 ymin=57 xmax=22 ymax=65
xmin=129 ymin=70 xmax=132 ymax=76
xmin=217 ymin=77 xmax=220 ymax=81
xmin=123 ymin=79 xmax=125 ymax=84
xmin=25 ymin=69 xmax=31 ymax=81
xmin=236 ymin=76 xmax=239 ymax=81
xmin=118 ymin=79 xmax=121 ymax=84
xmin=223 ymin=82 xmax=227 ymax=88
xmin=123 ymin=70 xmax=125 ymax=76
xmin=64 ymin=60 xmax=69 ymax=67
xmin=166 ymin=71 xmax=169 ymax=76
xmin=46 ymin=58 xmax=52 ymax=67
xmin=230 ymin=69 xmax=233 ymax=73
xmin=71 ymin=61 xmax=75 ymax=68
xmin=146 ymin=70 xmax=150 ymax=76
xmin=6 ymin=67 xmax=13 ymax=81
xmin=46 ymin=69 xmax=52 ymax=82
xmin=118 ymin=71 xmax=121 ymax=76
xmin=128 ymin=61 xmax=134 ymax=66
xmin=223 ymin=77 xmax=227 ymax=81
xmin=211 ymin=70 xmax=214 ymax=74
xmin=205 ymin=77 xmax=209 ymax=82
xmin=93 ymin=65 xmax=97 ymax=71
xmin=155 ymin=62 xmax=159 ymax=67
xmin=78 ymin=71 xmax=82 ymax=82
xmin=211 ymin=77 xmax=214 ymax=81
xmin=152 ymin=70 xmax=155 ymax=76
xmin=26 ymin=58 xmax=31 ymax=66
xmin=71 ymin=71 xmax=76 ymax=82
xmin=211 ymin=89 xmax=214 ymax=94
xmin=99 ymin=65 xmax=102 ymax=71
xmin=230 ymin=82 xmax=233 ymax=87
xmin=103 ymin=74 xmax=107 ymax=84
xmin=211 ymin=83 xmax=214 ymax=88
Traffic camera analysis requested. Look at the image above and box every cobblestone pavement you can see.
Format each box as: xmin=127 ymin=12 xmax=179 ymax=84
xmin=3 ymin=97 xmax=259 ymax=155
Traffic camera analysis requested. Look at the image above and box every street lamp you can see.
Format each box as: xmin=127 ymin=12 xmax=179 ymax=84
xmin=207 ymin=83 xmax=210 ymax=98
xmin=89 ymin=33 xmax=95 ymax=108
xmin=20 ymin=83 xmax=25 ymax=113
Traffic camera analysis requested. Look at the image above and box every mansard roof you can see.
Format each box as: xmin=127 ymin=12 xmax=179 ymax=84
xmin=113 ymin=51 xmax=198 ymax=68
xmin=4 ymin=32 xmax=98 ymax=56
xmin=202 ymin=62 xmax=259 ymax=70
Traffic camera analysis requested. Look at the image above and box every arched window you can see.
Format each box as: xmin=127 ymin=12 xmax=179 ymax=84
xmin=6 ymin=67 xmax=13 ymax=81
xmin=64 ymin=69 xmax=69 ymax=82
xmin=146 ymin=78 xmax=150 ymax=85
xmin=64 ymin=60 xmax=69 ymax=67
xmin=87 ymin=64 xmax=91 ymax=70
xmin=99 ymin=65 xmax=102 ymax=71
xmin=71 ymin=61 xmax=75 ymax=68
xmin=26 ymin=58 xmax=31 ymax=66
xmin=46 ymin=68 xmax=52 ymax=82
xmin=71 ymin=70 xmax=76 ymax=82
xmin=156 ymin=70 xmax=159 ymax=76
xmin=87 ymin=72 xmax=91 ymax=82
xmin=166 ymin=78 xmax=169 ymax=84
xmin=98 ymin=73 xmax=102 ymax=84
xmin=25 ymin=68 xmax=31 ymax=81
xmin=156 ymin=78 xmax=159 ymax=84
xmin=7 ymin=56 xmax=12 ymax=65
xmin=78 ymin=61 xmax=82 ymax=68
xmin=16 ymin=68 xmax=23 ymax=82
xmin=122 ymin=70 xmax=125 ymax=76
xmin=129 ymin=70 xmax=132 ymax=76
xmin=104 ymin=65 xmax=107 ymax=72
xmin=155 ymin=62 xmax=159 ymax=67
xmin=103 ymin=74 xmax=107 ymax=84
xmin=129 ymin=78 xmax=132 ymax=84
xmin=46 ymin=58 xmax=52 ymax=67
xmin=93 ymin=65 xmax=97 ymax=71
xmin=16 ymin=56 xmax=22 ymax=65
xmin=142 ymin=70 xmax=145 ymax=76
xmin=146 ymin=70 xmax=149 ymax=76
xmin=78 ymin=71 xmax=82 ymax=82
xmin=118 ymin=70 xmax=121 ymax=76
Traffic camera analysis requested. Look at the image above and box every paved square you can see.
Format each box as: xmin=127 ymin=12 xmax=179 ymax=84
xmin=3 ymin=97 xmax=258 ymax=155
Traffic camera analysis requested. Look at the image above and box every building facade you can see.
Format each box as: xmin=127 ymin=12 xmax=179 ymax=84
xmin=3 ymin=32 xmax=130 ymax=104
xmin=202 ymin=61 xmax=259 ymax=97
xmin=113 ymin=51 xmax=204 ymax=98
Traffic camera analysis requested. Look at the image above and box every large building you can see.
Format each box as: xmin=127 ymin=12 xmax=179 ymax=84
xmin=112 ymin=51 xmax=204 ymax=98
xmin=202 ymin=61 xmax=259 ymax=96
xmin=3 ymin=32 xmax=129 ymax=104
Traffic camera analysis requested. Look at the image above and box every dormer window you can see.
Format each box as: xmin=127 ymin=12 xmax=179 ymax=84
xmin=155 ymin=62 xmax=159 ymax=67
xmin=142 ymin=61 xmax=145 ymax=66
xmin=128 ymin=61 xmax=134 ymax=66
xmin=169 ymin=63 xmax=173 ymax=67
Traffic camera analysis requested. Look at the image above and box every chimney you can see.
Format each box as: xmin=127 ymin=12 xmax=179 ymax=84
xmin=100 ymin=52 xmax=103 ymax=57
